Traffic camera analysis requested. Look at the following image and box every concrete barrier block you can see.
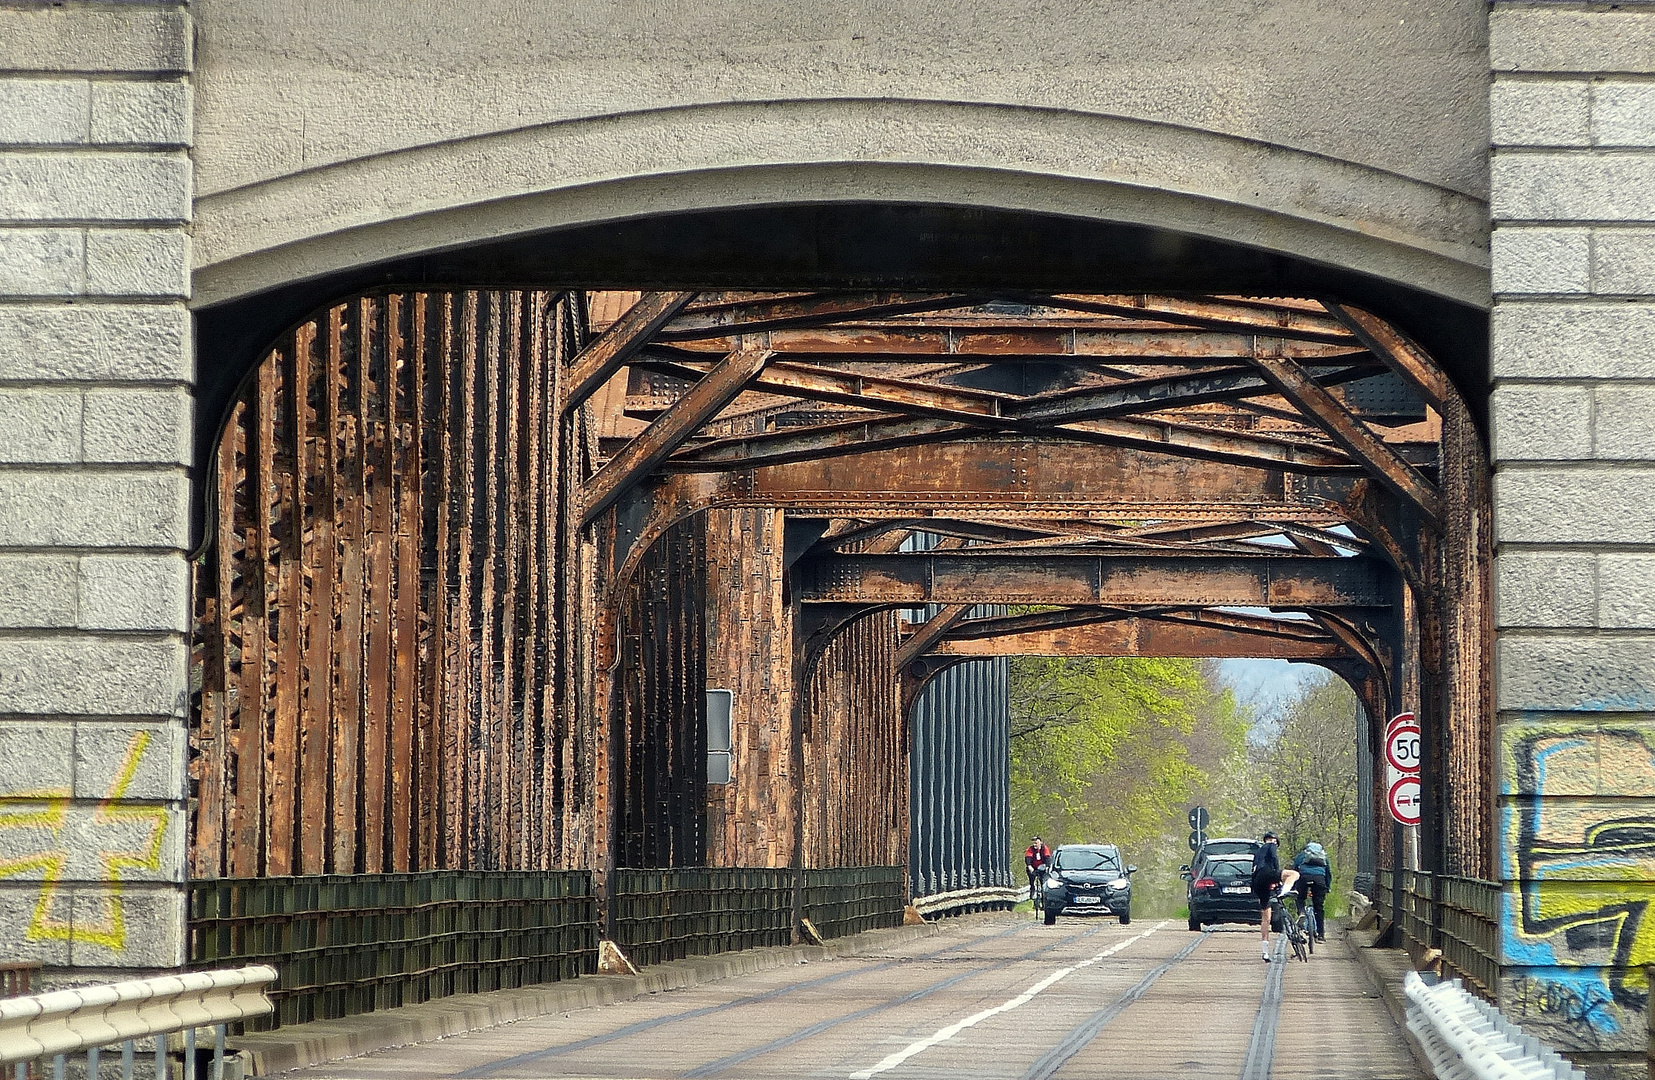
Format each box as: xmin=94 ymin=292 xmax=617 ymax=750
xmin=0 ymin=720 xmax=73 ymax=796
xmin=0 ymin=387 xmax=83 ymax=463
xmin=79 ymin=553 xmax=189 ymax=632
xmin=1495 ymin=550 xmax=1598 ymax=628
xmin=0 ymin=636 xmax=188 ymax=718
xmin=90 ymin=81 xmax=192 ymax=147
xmin=1592 ymin=80 xmax=1655 ymax=147
xmin=0 ymin=883 xmax=72 ymax=966
xmin=0 ymin=153 xmax=190 ymax=224
xmin=1493 ymin=302 xmax=1655 ymax=379
xmin=0 ymin=304 xmax=190 ymax=382
xmin=1494 ymin=153 xmax=1655 ymax=222
xmin=1496 ymin=634 xmax=1655 ymax=712
xmin=1492 ymin=6 xmax=1655 ymax=74
xmin=1598 ymin=555 xmax=1655 ymax=630
xmin=0 ymin=79 xmax=89 ymax=146
xmin=0 ymin=469 xmax=189 ymax=548
xmin=67 ymin=885 xmax=186 ymax=969
xmin=74 ymin=722 xmax=184 ymax=801
xmin=1593 ymin=383 xmax=1655 ymax=461
xmin=1491 ymin=227 xmax=1591 ymax=295
xmin=1494 ymin=466 xmax=1655 ymax=544
xmin=0 ymin=228 xmax=85 ymax=296
xmin=1490 ymin=80 xmax=1590 ymax=147
xmin=85 ymin=229 xmax=189 ymax=298
xmin=0 ymin=7 xmax=191 ymax=74
xmin=82 ymin=387 xmax=192 ymax=464
xmin=1591 ymin=228 xmax=1655 ymax=297
xmin=1491 ymin=384 xmax=1593 ymax=461
xmin=0 ymin=554 xmax=78 ymax=628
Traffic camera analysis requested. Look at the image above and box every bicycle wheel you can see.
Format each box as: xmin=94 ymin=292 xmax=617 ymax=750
xmin=1302 ymin=912 xmax=1315 ymax=957
xmin=1290 ymin=923 xmax=1309 ymax=962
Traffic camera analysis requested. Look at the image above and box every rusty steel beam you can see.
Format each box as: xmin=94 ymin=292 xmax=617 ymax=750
xmin=1039 ymin=294 xmax=1357 ymax=343
xmin=659 ymin=328 xmax=1368 ymax=363
xmin=795 ymin=551 xmax=1391 ymax=608
xmin=1323 ymin=302 xmax=1453 ymax=413
xmin=1012 ymin=362 xmax=1377 ymax=425
xmin=927 ymin=615 xmax=1349 ymax=660
xmin=582 ymin=349 xmax=773 ymax=525
xmin=893 ymin=605 xmax=973 ymax=668
xmin=1248 ymin=345 xmax=1445 ymax=530
xmin=668 ymin=410 xmax=1355 ymax=475
xmin=931 ymin=604 xmax=1334 ymax=644
xmin=659 ymin=292 xmax=980 ymax=339
xmin=565 ymin=291 xmax=697 ymax=413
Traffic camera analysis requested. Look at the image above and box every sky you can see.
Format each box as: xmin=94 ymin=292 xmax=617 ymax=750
xmin=1212 ymin=658 xmax=1328 ymax=738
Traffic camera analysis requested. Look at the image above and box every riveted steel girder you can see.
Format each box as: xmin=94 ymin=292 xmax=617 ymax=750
xmin=796 ymin=551 xmax=1391 ymax=608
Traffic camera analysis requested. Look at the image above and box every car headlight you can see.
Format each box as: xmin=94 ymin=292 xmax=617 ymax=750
xmin=1045 ymin=875 xmax=1062 ymax=889
xmin=1108 ymin=878 xmax=1130 ymax=889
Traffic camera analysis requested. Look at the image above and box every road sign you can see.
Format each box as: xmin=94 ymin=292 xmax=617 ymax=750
xmin=1385 ymin=723 xmax=1422 ymax=774
xmin=1188 ymin=830 xmax=1207 ymax=852
xmin=1386 ymin=711 xmax=1415 ymax=738
xmin=1387 ymin=775 xmax=1422 ymax=826
xmin=1188 ymin=806 xmax=1209 ymax=832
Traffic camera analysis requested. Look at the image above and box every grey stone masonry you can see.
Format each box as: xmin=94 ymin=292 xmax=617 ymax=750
xmin=1491 ymin=1 xmax=1655 ymax=675
xmin=1491 ymin=1 xmax=1655 ymax=1062
xmin=0 ymin=2 xmax=192 ymax=976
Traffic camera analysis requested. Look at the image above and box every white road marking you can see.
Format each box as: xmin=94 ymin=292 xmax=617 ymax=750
xmin=847 ymin=920 xmax=1169 ymax=1079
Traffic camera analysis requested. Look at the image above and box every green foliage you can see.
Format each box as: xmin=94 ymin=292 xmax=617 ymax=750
xmin=1008 ymin=656 xmax=1247 ymax=914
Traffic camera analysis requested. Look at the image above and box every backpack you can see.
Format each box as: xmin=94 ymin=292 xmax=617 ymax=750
xmin=1301 ymin=849 xmax=1327 ymax=868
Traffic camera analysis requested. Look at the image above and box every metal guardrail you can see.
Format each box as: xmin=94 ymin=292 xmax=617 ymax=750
xmin=801 ymin=867 xmax=907 ymax=939
xmin=1404 ymin=971 xmax=1583 ymax=1080
xmin=1377 ymin=868 xmax=1500 ymax=998
xmin=189 ymin=871 xmax=596 ymax=1030
xmin=910 ymin=886 xmax=1022 ymax=918
xmin=0 ymin=966 xmax=276 ymax=1079
xmin=611 ymin=866 xmax=907 ymax=968
xmin=611 ymin=868 xmax=793 ymax=968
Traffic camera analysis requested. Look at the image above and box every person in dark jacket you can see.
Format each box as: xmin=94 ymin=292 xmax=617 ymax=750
xmin=1292 ymin=842 xmax=1332 ymax=941
xmin=1253 ymin=832 xmax=1299 ymax=960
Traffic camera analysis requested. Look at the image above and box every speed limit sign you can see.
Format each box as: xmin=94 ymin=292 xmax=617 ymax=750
xmin=1387 ymin=775 xmax=1422 ymax=826
xmin=1385 ymin=723 xmax=1422 ymax=774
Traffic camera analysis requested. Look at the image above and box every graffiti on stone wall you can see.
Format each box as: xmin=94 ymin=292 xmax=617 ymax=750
xmin=1501 ymin=723 xmax=1655 ymax=1042
xmin=0 ymin=731 xmax=167 ymax=950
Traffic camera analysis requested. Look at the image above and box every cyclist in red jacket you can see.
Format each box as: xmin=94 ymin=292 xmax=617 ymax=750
xmin=1023 ymin=837 xmax=1052 ymax=901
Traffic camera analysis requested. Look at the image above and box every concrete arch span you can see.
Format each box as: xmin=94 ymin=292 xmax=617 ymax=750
xmin=193 ymin=98 xmax=1488 ymax=312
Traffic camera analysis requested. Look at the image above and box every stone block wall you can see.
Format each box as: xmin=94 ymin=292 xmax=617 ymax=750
xmin=0 ymin=3 xmax=193 ymax=978
xmin=1490 ymin=4 xmax=1655 ymax=1069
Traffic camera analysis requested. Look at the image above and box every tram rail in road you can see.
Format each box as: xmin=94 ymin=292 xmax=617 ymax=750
xmin=286 ymin=913 xmax=1421 ymax=1080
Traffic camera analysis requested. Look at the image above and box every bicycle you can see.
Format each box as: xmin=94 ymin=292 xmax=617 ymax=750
xmin=1270 ymin=889 xmax=1313 ymax=962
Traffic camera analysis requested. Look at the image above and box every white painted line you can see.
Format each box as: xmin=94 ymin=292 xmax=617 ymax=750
xmin=847 ymin=920 xmax=1169 ymax=1079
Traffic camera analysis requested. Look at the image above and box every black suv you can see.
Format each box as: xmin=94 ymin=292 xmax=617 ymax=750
xmin=1185 ymin=853 xmax=1261 ymax=930
xmin=1040 ymin=844 xmax=1136 ymax=925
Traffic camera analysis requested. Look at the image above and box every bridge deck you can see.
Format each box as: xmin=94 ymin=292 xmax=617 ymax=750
xmin=281 ymin=913 xmax=1420 ymax=1080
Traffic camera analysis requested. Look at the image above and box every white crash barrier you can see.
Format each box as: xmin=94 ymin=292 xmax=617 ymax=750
xmin=0 ymin=965 xmax=276 ymax=1078
xmin=910 ymin=887 xmax=1022 ymax=917
xmin=1403 ymin=971 xmax=1584 ymax=1080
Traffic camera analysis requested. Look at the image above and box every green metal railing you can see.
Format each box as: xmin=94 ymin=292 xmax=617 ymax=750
xmin=802 ymin=866 xmax=908 ymax=939
xmin=189 ymin=871 xmax=597 ymax=1030
xmin=1376 ymin=867 xmax=1500 ymax=999
xmin=611 ymin=866 xmax=906 ymax=968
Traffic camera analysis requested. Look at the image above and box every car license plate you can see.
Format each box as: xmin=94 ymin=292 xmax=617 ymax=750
xmin=1073 ymin=894 xmax=1101 ymax=904
xmin=1223 ymin=886 xmax=1251 ymax=894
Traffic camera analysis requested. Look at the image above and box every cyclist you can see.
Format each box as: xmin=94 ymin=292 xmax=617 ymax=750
xmin=1292 ymin=841 xmax=1331 ymax=942
xmin=1023 ymin=836 xmax=1052 ymax=902
xmin=1252 ymin=831 xmax=1299 ymax=961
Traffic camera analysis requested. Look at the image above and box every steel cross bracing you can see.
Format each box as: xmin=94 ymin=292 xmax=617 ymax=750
xmin=579 ymin=291 xmax=1439 ymax=702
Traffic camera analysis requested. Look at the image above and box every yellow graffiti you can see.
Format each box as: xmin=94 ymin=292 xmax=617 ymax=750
xmin=0 ymin=731 xmax=166 ymax=950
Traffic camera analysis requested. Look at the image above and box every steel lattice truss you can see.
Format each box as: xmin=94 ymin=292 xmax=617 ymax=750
xmin=576 ymin=290 xmax=1448 ymax=709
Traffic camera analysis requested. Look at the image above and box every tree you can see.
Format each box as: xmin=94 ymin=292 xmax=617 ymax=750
xmin=1008 ymin=656 xmax=1247 ymax=913
xmin=1253 ymin=673 xmax=1360 ymax=897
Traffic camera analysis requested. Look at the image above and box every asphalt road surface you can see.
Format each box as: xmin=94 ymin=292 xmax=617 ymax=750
xmin=287 ymin=913 xmax=1422 ymax=1080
